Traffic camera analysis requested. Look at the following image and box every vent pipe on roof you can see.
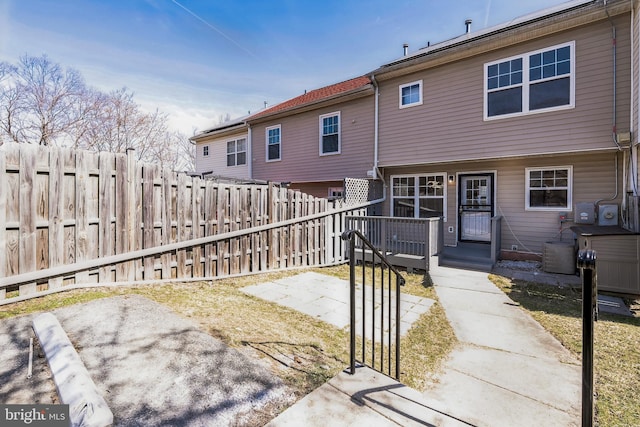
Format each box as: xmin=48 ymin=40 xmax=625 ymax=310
xmin=403 ymin=43 xmax=409 ymax=56
xmin=465 ymin=19 xmax=472 ymax=33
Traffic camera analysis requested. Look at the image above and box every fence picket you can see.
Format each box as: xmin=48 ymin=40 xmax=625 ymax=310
xmin=19 ymin=146 xmax=37 ymax=295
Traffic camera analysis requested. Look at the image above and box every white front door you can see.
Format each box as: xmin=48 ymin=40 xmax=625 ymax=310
xmin=459 ymin=174 xmax=494 ymax=242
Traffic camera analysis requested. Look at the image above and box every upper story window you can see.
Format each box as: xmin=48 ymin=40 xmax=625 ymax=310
xmin=266 ymin=125 xmax=281 ymax=161
xmin=226 ymin=138 xmax=247 ymax=167
xmin=399 ymin=80 xmax=423 ymax=108
xmin=485 ymin=41 xmax=574 ymax=119
xmin=525 ymin=166 xmax=572 ymax=211
xmin=320 ymin=112 xmax=340 ymax=155
xmin=391 ymin=174 xmax=446 ymax=219
xmin=203 ymin=145 xmax=209 ymax=157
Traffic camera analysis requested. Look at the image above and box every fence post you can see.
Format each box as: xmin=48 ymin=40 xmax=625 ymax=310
xmin=126 ymin=148 xmax=137 ymax=281
xmin=577 ymin=249 xmax=597 ymax=427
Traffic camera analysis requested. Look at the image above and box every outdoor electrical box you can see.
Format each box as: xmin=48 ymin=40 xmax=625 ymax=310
xmin=575 ymin=203 xmax=595 ymax=224
xmin=598 ymin=204 xmax=618 ymax=226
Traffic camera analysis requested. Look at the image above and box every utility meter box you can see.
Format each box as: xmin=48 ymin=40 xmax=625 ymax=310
xmin=598 ymin=204 xmax=619 ymax=226
xmin=575 ymin=203 xmax=595 ymax=224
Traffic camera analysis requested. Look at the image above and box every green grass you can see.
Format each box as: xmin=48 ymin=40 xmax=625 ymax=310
xmin=491 ymin=274 xmax=640 ymax=426
xmin=0 ymin=265 xmax=456 ymax=401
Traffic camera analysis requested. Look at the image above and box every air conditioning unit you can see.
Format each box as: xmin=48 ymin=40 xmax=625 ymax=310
xmin=598 ymin=204 xmax=618 ymax=226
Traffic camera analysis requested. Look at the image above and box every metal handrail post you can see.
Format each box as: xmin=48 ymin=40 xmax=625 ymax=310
xmin=577 ymin=249 xmax=597 ymax=427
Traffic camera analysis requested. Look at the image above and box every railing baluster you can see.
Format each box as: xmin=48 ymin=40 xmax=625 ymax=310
xmin=371 ymin=260 xmax=375 ymax=369
xmin=380 ymin=262 xmax=384 ymax=372
xmin=388 ymin=266 xmax=392 ymax=377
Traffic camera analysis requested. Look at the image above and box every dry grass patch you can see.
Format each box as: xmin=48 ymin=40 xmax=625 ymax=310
xmin=491 ymin=274 xmax=640 ymax=426
xmin=0 ymin=265 xmax=456 ymax=401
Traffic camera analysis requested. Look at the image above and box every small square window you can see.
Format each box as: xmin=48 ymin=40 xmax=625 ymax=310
xmin=399 ymin=80 xmax=423 ymax=108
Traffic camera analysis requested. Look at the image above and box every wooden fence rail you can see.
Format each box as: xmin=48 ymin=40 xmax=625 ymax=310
xmin=0 ymin=145 xmax=369 ymax=304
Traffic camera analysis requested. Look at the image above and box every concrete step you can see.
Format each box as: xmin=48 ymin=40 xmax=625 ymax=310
xmin=267 ymin=366 xmax=471 ymax=426
xmin=438 ymin=255 xmax=494 ymax=272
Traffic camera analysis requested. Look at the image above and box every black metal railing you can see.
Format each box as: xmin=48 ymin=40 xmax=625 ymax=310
xmin=342 ymin=229 xmax=406 ymax=380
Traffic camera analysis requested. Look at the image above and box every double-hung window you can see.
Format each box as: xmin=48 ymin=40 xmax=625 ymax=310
xmin=485 ymin=41 xmax=574 ymax=119
xmin=226 ymin=138 xmax=246 ymax=167
xmin=391 ymin=174 xmax=446 ymax=219
xmin=399 ymin=80 xmax=423 ymax=108
xmin=266 ymin=125 xmax=281 ymax=161
xmin=525 ymin=166 xmax=572 ymax=210
xmin=203 ymin=145 xmax=209 ymax=156
xmin=320 ymin=112 xmax=340 ymax=155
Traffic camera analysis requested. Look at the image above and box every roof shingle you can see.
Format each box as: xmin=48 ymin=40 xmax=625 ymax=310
xmin=250 ymin=75 xmax=372 ymax=120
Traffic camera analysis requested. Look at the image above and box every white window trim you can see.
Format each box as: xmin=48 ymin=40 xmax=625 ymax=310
xmin=203 ymin=145 xmax=209 ymax=157
xmin=484 ymin=41 xmax=575 ymax=121
xmin=319 ymin=111 xmax=341 ymax=156
xmin=327 ymin=186 xmax=344 ymax=200
xmin=265 ymin=124 xmax=281 ymax=162
xmin=226 ymin=138 xmax=247 ymax=167
xmin=525 ymin=166 xmax=573 ymax=211
xmin=390 ymin=173 xmax=447 ymax=220
xmin=398 ymin=80 xmax=423 ymax=109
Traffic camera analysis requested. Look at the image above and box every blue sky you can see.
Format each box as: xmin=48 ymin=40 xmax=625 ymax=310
xmin=1 ymin=0 xmax=569 ymax=135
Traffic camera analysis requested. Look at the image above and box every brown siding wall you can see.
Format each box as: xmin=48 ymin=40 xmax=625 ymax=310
xmin=378 ymin=15 xmax=631 ymax=167
xmin=381 ymin=151 xmax=623 ymax=253
xmin=251 ymin=95 xmax=374 ymax=183
xmin=289 ymin=181 xmax=344 ymax=199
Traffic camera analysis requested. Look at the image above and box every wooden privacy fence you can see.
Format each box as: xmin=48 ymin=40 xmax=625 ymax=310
xmin=0 ymin=145 xmax=370 ymax=304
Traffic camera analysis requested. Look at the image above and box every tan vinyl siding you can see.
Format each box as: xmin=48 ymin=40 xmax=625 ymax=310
xmin=634 ymin=3 xmax=640 ymax=144
xmin=381 ymin=152 xmax=622 ymax=253
xmin=251 ymin=95 xmax=374 ymax=183
xmin=378 ymin=15 xmax=631 ymax=167
xmin=195 ymin=131 xmax=249 ymax=179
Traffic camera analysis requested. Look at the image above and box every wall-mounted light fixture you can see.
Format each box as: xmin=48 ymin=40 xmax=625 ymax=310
xmin=448 ymin=175 xmax=455 ymax=184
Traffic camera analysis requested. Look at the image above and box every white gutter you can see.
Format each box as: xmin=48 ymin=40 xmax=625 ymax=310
xmin=370 ymin=73 xmax=387 ymax=204
xmin=248 ymin=124 xmax=253 ymax=179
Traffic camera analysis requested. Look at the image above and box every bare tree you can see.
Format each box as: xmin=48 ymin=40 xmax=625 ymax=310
xmin=0 ymin=54 xmax=195 ymax=171
xmin=10 ymin=55 xmax=88 ymax=145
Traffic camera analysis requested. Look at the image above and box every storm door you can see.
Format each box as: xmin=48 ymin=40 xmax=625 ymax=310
xmin=458 ymin=174 xmax=494 ymax=242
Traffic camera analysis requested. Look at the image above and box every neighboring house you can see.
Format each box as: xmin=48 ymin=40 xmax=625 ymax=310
xmin=191 ymin=116 xmax=251 ymax=180
xmin=246 ymin=76 xmax=376 ymax=199
xmin=369 ymin=0 xmax=635 ymax=259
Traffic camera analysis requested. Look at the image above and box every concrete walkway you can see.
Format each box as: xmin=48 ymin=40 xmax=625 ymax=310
xmin=420 ymin=263 xmax=581 ymax=426
xmin=243 ymin=271 xmax=436 ymax=338
xmin=267 ymin=264 xmax=582 ymax=426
